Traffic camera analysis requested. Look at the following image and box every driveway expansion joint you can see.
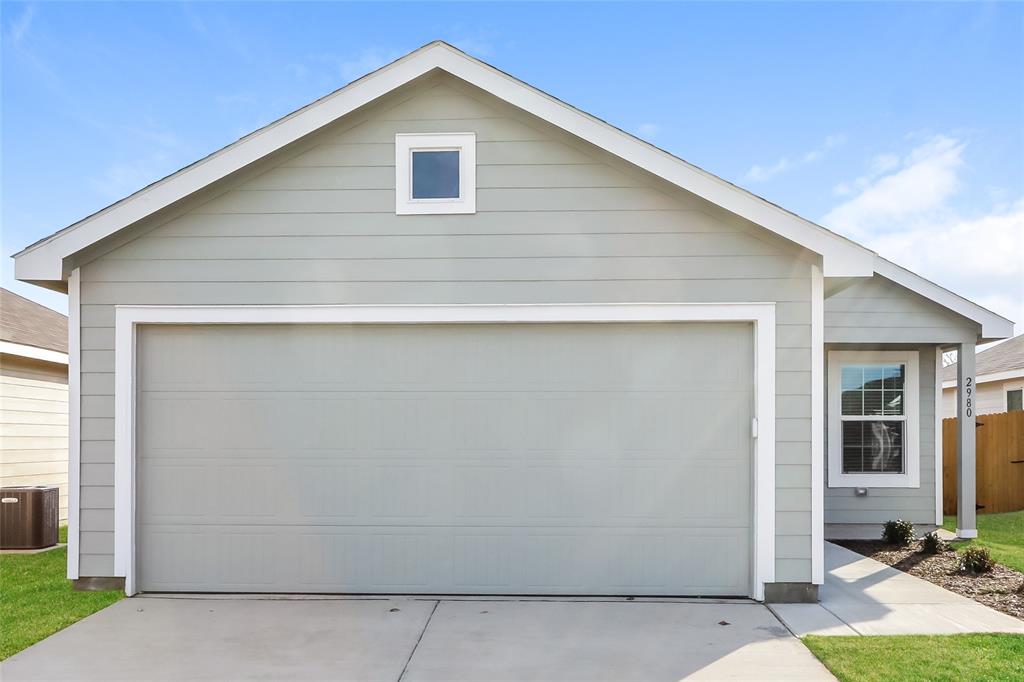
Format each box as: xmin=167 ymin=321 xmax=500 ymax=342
xmin=397 ymin=599 xmax=439 ymax=682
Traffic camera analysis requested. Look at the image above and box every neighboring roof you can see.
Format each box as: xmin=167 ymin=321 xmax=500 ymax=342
xmin=10 ymin=41 xmax=1013 ymax=340
xmin=0 ymin=288 xmax=68 ymax=362
xmin=943 ymin=334 xmax=1024 ymax=385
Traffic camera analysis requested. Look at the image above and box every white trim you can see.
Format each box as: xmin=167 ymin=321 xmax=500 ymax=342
xmin=827 ymin=350 xmax=921 ymax=488
xmin=810 ymin=264 xmax=824 ymax=585
xmin=113 ymin=302 xmax=777 ymax=600
xmin=0 ymin=341 xmax=68 ymax=365
xmin=14 ymin=41 xmax=873 ymax=281
xmin=395 ymin=133 xmax=476 ymax=214
xmin=935 ymin=347 xmax=944 ymax=526
xmin=873 ymin=258 xmax=1014 ymax=340
xmin=66 ymin=269 xmax=80 ymax=580
xmin=942 ymin=368 xmax=1024 ymax=389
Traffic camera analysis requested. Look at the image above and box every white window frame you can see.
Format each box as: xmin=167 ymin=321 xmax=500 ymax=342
xmin=113 ymin=302 xmax=776 ymax=599
xmin=395 ymin=133 xmax=476 ymax=215
xmin=828 ymin=350 xmax=920 ymax=488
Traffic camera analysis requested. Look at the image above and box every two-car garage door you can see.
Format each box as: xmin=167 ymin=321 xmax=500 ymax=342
xmin=136 ymin=322 xmax=753 ymax=595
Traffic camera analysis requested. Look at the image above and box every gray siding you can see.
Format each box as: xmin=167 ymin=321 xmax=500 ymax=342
xmin=825 ymin=276 xmax=979 ymax=344
xmin=75 ymin=74 xmax=815 ymax=581
xmin=824 ymin=346 xmax=938 ymax=526
xmin=824 ymin=275 xmax=979 ymax=527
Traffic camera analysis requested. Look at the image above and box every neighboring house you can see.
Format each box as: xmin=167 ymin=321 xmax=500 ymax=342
xmin=0 ymin=288 xmax=69 ymax=521
xmin=942 ymin=335 xmax=1024 ymax=417
xmin=12 ymin=43 xmax=1013 ymax=602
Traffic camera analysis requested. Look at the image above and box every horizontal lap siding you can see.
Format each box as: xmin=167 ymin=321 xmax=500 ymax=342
xmin=824 ymin=276 xmax=979 ymax=527
xmin=76 ymin=77 xmax=814 ymax=581
xmin=0 ymin=358 xmax=69 ymax=520
xmin=825 ymin=276 xmax=979 ymax=345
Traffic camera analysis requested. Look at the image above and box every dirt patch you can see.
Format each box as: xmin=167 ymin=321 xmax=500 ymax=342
xmin=836 ymin=540 xmax=1024 ymax=621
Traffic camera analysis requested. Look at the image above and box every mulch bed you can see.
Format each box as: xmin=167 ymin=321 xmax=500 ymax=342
xmin=836 ymin=539 xmax=1024 ymax=621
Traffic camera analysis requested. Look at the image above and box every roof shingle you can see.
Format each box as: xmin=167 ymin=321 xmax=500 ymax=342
xmin=942 ymin=334 xmax=1024 ymax=382
xmin=0 ymin=288 xmax=68 ymax=354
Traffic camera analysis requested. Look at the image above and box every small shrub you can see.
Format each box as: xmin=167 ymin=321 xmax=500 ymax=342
xmin=960 ymin=545 xmax=995 ymax=574
xmin=920 ymin=531 xmax=948 ymax=555
xmin=882 ymin=519 xmax=916 ymax=546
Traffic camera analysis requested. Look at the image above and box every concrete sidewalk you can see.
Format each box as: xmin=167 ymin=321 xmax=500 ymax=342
xmin=772 ymin=542 xmax=1024 ymax=636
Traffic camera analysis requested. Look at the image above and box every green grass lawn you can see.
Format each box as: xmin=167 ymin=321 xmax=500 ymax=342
xmin=943 ymin=510 xmax=1024 ymax=573
xmin=804 ymin=634 xmax=1024 ymax=682
xmin=0 ymin=526 xmax=122 ymax=660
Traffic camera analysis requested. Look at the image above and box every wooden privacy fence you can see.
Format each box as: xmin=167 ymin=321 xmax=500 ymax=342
xmin=943 ymin=410 xmax=1024 ymax=515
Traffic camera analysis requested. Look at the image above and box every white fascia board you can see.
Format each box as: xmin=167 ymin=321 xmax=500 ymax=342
xmin=429 ymin=49 xmax=875 ymax=278
xmin=0 ymin=340 xmax=69 ymax=365
xmin=873 ymin=257 xmax=1014 ymax=340
xmin=15 ymin=42 xmax=874 ymax=283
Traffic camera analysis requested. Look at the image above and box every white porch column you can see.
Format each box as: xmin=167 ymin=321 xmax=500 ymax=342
xmin=956 ymin=342 xmax=977 ymax=538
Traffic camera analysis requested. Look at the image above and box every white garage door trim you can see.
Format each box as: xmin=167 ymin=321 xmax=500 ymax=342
xmin=114 ymin=303 xmax=776 ymax=599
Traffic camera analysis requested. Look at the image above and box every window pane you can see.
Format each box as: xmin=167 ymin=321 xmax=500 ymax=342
xmin=1009 ymin=389 xmax=1023 ymax=412
xmin=841 ymin=389 xmax=862 ymax=416
xmin=840 ymin=363 xmax=904 ymax=416
xmin=863 ymin=390 xmax=884 ymax=416
xmin=882 ymin=390 xmax=904 ymax=416
xmin=842 ymin=420 xmax=904 ymax=474
xmin=883 ymin=365 xmax=904 ymax=390
xmin=841 ymin=366 xmax=863 ymax=391
xmin=412 ymin=150 xmax=460 ymax=199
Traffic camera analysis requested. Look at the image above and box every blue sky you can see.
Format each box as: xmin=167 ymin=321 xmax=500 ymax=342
xmin=3 ymin=1 xmax=1022 ymax=333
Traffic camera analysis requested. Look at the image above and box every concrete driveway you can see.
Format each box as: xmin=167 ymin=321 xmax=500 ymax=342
xmin=2 ymin=596 xmax=833 ymax=681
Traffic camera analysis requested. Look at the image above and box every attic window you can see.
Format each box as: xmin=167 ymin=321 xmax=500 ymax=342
xmin=396 ymin=133 xmax=476 ymax=214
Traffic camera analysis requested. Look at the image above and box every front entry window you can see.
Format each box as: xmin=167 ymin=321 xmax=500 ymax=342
xmin=840 ymin=364 xmax=906 ymax=474
xmin=828 ymin=351 xmax=920 ymax=488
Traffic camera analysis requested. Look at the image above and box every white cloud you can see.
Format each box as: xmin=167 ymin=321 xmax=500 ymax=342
xmin=867 ymin=201 xmax=1024 ymax=326
xmin=744 ymin=133 xmax=845 ymax=182
xmin=823 ymin=134 xmax=1023 ymax=331
xmin=89 ymin=160 xmax=168 ymax=200
xmin=824 ymin=135 xmax=964 ymax=238
xmin=7 ymin=4 xmax=35 ymax=43
xmin=450 ymin=37 xmax=495 ymax=58
xmin=869 ymin=153 xmax=900 ymax=175
xmin=337 ymin=48 xmax=401 ymax=82
xmin=89 ymin=124 xmax=191 ymax=200
xmin=636 ymin=123 xmax=661 ymax=139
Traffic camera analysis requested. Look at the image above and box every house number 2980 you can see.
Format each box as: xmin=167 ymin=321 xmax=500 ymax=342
xmin=964 ymin=377 xmax=973 ymax=417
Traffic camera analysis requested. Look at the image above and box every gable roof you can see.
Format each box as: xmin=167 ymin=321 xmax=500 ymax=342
xmin=0 ymin=288 xmax=68 ymax=363
xmin=13 ymin=41 xmax=873 ymax=281
xmin=10 ymin=41 xmax=1013 ymax=339
xmin=942 ymin=334 xmax=1024 ymax=384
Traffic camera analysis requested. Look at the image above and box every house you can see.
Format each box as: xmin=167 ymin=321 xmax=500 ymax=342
xmin=0 ymin=288 xmax=69 ymax=521
xmin=942 ymin=335 xmax=1024 ymax=417
xmin=12 ymin=42 xmax=1013 ymax=602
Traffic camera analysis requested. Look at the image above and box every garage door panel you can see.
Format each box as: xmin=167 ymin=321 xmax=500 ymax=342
xmin=139 ymin=525 xmax=750 ymax=594
xmin=137 ymin=323 xmax=753 ymax=595
xmin=140 ymin=458 xmax=748 ymax=529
